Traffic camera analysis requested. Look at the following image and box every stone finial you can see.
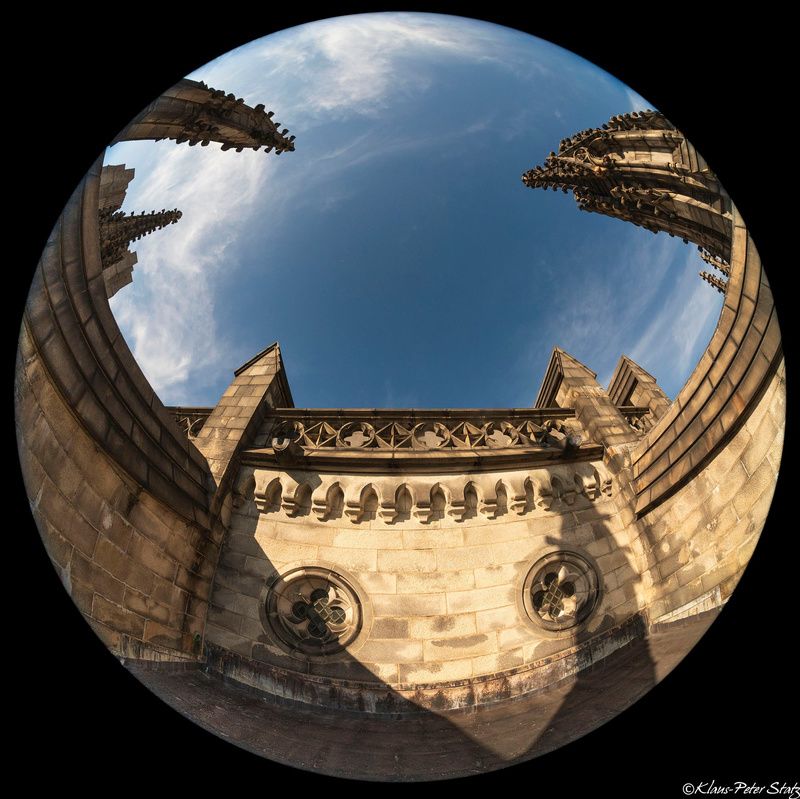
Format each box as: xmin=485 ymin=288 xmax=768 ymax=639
xmin=698 ymin=246 xmax=731 ymax=276
xmin=699 ymin=270 xmax=727 ymax=294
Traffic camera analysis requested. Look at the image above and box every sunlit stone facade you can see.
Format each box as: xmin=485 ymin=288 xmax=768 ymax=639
xmin=15 ymin=80 xmax=783 ymax=778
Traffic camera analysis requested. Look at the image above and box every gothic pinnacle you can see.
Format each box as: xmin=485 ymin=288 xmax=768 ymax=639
xmin=699 ymin=271 xmax=727 ymax=294
xmin=522 ymin=108 xmax=732 ymax=261
xmin=114 ymin=78 xmax=297 ymax=155
xmin=698 ymin=246 xmax=731 ymax=276
xmin=99 ymin=208 xmax=183 ymax=269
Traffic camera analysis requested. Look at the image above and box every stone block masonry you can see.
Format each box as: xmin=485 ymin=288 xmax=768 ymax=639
xmin=16 ymin=80 xmax=296 ymax=661
xmin=16 ymin=322 xmax=216 ymax=658
xmin=14 ymin=92 xmax=785 ymax=778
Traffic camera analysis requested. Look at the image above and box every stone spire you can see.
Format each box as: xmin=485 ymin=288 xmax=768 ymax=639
xmin=99 ymin=81 xmax=295 ymax=299
xmin=522 ymin=110 xmax=733 ymax=262
xmin=99 ymin=207 xmax=182 ymax=269
xmin=113 ymin=78 xmax=296 ymax=155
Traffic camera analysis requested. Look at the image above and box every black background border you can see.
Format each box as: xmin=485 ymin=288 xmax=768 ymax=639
xmin=10 ymin=5 xmax=796 ymax=793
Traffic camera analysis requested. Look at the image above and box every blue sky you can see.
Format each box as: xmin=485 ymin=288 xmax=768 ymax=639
xmin=105 ymin=12 xmax=723 ymax=409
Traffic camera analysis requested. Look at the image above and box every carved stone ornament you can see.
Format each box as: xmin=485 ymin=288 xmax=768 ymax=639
xmin=264 ymin=567 xmax=362 ymax=655
xmin=253 ymin=464 xmax=613 ymax=524
xmin=522 ymin=551 xmax=600 ymax=631
xmin=267 ymin=412 xmax=587 ymax=453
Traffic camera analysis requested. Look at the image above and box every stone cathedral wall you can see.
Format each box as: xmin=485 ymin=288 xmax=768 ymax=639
xmin=15 ymin=78 xmax=300 ymax=667
xmin=205 ymin=459 xmax=645 ymax=710
xmin=15 ymin=157 xmax=221 ymax=661
xmin=16 ymin=343 xmax=212 ymax=658
xmin=628 ymin=213 xmax=780 ymax=516
xmin=13 ymin=91 xmax=786 ymax=778
xmin=632 ymin=360 xmax=785 ymax=621
xmin=201 ymin=351 xmax=783 ymax=711
xmin=14 ymin=165 xmax=782 ymax=700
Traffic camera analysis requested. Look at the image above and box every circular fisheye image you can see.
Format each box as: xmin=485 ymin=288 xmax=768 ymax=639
xmin=15 ymin=12 xmax=785 ymax=781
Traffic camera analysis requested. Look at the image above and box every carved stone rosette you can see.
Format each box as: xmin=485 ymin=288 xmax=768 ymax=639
xmin=264 ymin=568 xmax=362 ymax=656
xmin=522 ymin=552 xmax=600 ymax=631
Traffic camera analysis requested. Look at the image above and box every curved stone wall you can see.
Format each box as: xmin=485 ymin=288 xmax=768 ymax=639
xmin=205 ymin=459 xmax=641 ymax=710
xmin=202 ymin=348 xmax=784 ymax=712
xmin=14 ymin=80 xmax=295 ymax=662
xmin=632 ymin=359 xmax=785 ymax=622
xmin=14 ymin=84 xmax=786 ymax=779
xmin=15 ymin=158 xmax=221 ymax=660
xmin=630 ymin=210 xmax=781 ymax=516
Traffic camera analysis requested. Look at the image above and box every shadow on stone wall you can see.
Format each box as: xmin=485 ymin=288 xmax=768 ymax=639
xmin=126 ymin=489 xmax=683 ymax=781
xmin=517 ymin=510 xmax=656 ymax=759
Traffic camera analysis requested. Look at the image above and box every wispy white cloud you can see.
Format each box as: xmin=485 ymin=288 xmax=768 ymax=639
xmin=513 ymin=225 xmax=720 ymax=402
xmin=316 ymin=130 xmax=374 ymax=162
xmin=534 ymin=227 xmax=681 ymax=359
xmin=106 ymin=14 xmax=550 ymax=402
xmin=194 ymin=14 xmax=540 ymax=123
xmin=626 ymin=86 xmax=654 ymax=113
xmin=108 ymin=142 xmax=274 ymax=401
xmin=629 ymin=249 xmax=723 ymax=388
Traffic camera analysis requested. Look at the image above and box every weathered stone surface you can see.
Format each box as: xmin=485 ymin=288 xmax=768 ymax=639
xmin=372 ymin=593 xmax=448 ymax=618
xmin=16 ymin=97 xmax=784 ymax=780
xmin=407 ymin=614 xmax=477 ymax=640
xmin=114 ymin=78 xmax=296 ymax=154
xmin=397 ymin=569 xmax=475 ymax=593
xmin=378 ymin=549 xmax=437 ymax=573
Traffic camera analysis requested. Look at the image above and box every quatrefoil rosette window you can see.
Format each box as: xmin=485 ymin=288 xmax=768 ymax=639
xmin=522 ymin=551 xmax=600 ymax=632
xmin=264 ymin=567 xmax=363 ymax=655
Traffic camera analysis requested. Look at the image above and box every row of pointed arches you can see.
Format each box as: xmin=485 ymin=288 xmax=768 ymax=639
xmin=245 ymin=465 xmax=612 ymax=525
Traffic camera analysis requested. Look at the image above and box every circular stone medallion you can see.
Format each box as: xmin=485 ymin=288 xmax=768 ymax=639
xmin=265 ymin=567 xmax=363 ymax=655
xmin=523 ymin=551 xmax=600 ymax=631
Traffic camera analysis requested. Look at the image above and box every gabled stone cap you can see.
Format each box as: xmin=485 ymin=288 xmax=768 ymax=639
xmin=534 ymin=347 xmax=597 ymax=408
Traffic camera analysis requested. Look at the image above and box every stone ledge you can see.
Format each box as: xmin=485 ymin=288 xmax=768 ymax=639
xmin=200 ymin=613 xmax=648 ymax=713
